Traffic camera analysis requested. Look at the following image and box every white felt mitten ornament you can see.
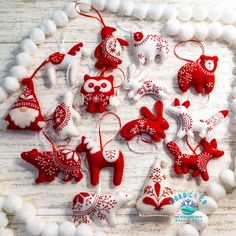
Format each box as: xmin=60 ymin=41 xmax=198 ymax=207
xmin=58 ymin=221 xmax=76 ymax=236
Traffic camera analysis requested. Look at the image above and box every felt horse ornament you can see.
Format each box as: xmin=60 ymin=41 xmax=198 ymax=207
xmin=166 ymin=139 xmax=224 ymax=181
xmin=169 ymin=98 xmax=228 ymax=139
xmin=123 ymin=64 xmax=168 ymax=102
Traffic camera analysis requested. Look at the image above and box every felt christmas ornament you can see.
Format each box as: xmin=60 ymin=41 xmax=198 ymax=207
xmin=72 ymin=191 xmax=132 ymax=226
xmin=174 ymin=40 xmax=218 ymax=94
xmin=48 ymin=90 xmax=80 ymax=140
xmin=75 ymin=3 xmax=129 ymax=70
xmin=169 ymin=98 xmax=228 ymax=139
xmin=123 ymin=64 xmax=168 ymax=102
xmin=166 ymin=138 xmax=224 ymax=181
xmin=21 ymin=132 xmax=83 ymax=183
xmin=5 ymin=78 xmax=45 ymax=131
xmin=130 ymin=30 xmax=169 ymax=64
xmin=76 ymin=113 xmax=124 ymax=186
xmin=136 ymin=160 xmax=178 ymax=216
xmin=80 ymin=71 xmax=120 ymax=113
xmin=120 ymin=101 xmax=169 ymax=143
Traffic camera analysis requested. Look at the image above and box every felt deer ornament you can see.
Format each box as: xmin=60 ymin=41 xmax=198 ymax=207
xmin=166 ymin=139 xmax=224 ymax=181
xmin=120 ymin=101 xmax=169 ymax=143
xmin=123 ymin=64 xmax=168 ymax=102
xmin=169 ymin=98 xmax=228 ymax=139
xmin=75 ymin=3 xmax=128 ymax=71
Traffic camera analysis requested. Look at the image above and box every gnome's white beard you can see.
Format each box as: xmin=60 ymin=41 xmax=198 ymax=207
xmin=9 ymin=108 xmax=39 ymax=128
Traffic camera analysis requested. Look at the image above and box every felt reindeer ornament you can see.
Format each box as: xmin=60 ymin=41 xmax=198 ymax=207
xmin=76 ymin=113 xmax=124 ymax=186
xmin=21 ymin=132 xmax=83 ymax=183
xmin=120 ymin=101 xmax=169 ymax=144
xmin=75 ymin=3 xmax=128 ymax=70
xmin=166 ymin=138 xmax=224 ymax=181
xmin=123 ymin=64 xmax=168 ymax=102
xmin=137 ymin=160 xmax=179 ymax=216
xmin=174 ymin=40 xmax=219 ymax=94
xmin=169 ymin=98 xmax=228 ymax=139
xmin=72 ymin=191 xmax=132 ymax=226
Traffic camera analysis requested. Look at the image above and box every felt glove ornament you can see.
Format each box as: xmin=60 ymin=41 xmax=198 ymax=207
xmin=120 ymin=101 xmax=169 ymax=143
xmin=21 ymin=132 xmax=83 ymax=183
xmin=5 ymin=78 xmax=45 ymax=131
xmin=75 ymin=3 xmax=128 ymax=70
xmin=48 ymin=90 xmax=80 ymax=140
xmin=174 ymin=40 xmax=218 ymax=94
xmin=72 ymin=191 xmax=132 ymax=226
xmin=123 ymin=64 xmax=168 ymax=102
xmin=169 ymin=98 xmax=228 ymax=139
xmin=166 ymin=139 xmax=224 ymax=181
xmin=137 ymin=160 xmax=178 ymax=216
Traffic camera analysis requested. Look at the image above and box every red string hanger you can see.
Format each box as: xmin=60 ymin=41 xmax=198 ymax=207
xmin=174 ymin=40 xmax=219 ymax=94
xmin=75 ymin=3 xmax=129 ymax=71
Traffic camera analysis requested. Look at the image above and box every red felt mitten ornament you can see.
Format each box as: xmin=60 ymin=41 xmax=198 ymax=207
xmin=5 ymin=78 xmax=45 ymax=131
xmin=174 ymin=40 xmax=218 ymax=94
xmin=120 ymin=101 xmax=169 ymax=143
xmin=166 ymin=139 xmax=224 ymax=181
xmin=21 ymin=133 xmax=83 ymax=183
xmin=75 ymin=3 xmax=128 ymax=70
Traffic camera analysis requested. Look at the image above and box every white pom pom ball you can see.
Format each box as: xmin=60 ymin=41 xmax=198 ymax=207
xmin=119 ymin=0 xmax=134 ymax=16
xmin=178 ymin=24 xmax=194 ymax=41
xmin=0 ymin=197 xmax=4 ymax=210
xmin=194 ymin=23 xmax=208 ymax=41
xmin=190 ymin=210 xmax=208 ymax=231
xmin=133 ymin=3 xmax=149 ymax=19
xmin=208 ymin=7 xmax=222 ymax=21
xmin=106 ymin=0 xmax=120 ymax=13
xmin=40 ymin=20 xmax=57 ymax=35
xmin=10 ymin=65 xmax=28 ymax=81
xmin=29 ymin=27 xmax=45 ymax=45
xmin=0 ymin=228 xmax=14 ymax=236
xmin=232 ymin=87 xmax=236 ymax=98
xmin=64 ymin=2 xmax=78 ymax=19
xmin=52 ymin=10 xmax=69 ymax=27
xmin=231 ymin=98 xmax=236 ymax=112
xmin=166 ymin=19 xmax=181 ymax=36
xmin=41 ymin=223 xmax=59 ymax=236
xmin=75 ymin=223 xmax=93 ymax=236
xmin=205 ymin=181 xmax=226 ymax=201
xmin=178 ymin=7 xmax=192 ymax=21
xmin=92 ymin=0 xmax=106 ymax=11
xmin=219 ymin=169 xmax=236 ymax=189
xmin=148 ymin=5 xmax=163 ymax=21
xmin=221 ymin=9 xmax=236 ymax=24
xmin=221 ymin=25 xmax=236 ymax=43
xmin=208 ymin=22 xmax=223 ymax=40
xmin=231 ymin=115 xmax=236 ymax=125
xmin=26 ymin=218 xmax=45 ymax=236
xmin=16 ymin=52 xmax=32 ymax=67
xmin=3 ymin=194 xmax=23 ymax=214
xmin=1 ymin=77 xmax=20 ymax=93
xmin=198 ymin=196 xmax=218 ymax=215
xmin=58 ymin=221 xmax=76 ymax=236
xmin=192 ymin=6 xmax=208 ymax=21
xmin=0 ymin=212 xmax=9 ymax=229
xmin=95 ymin=232 xmax=106 ymax=236
xmin=163 ymin=6 xmax=178 ymax=20
xmin=77 ymin=0 xmax=92 ymax=12
xmin=16 ymin=203 xmax=36 ymax=223
xmin=0 ymin=87 xmax=8 ymax=103
xmin=177 ymin=224 xmax=199 ymax=236
xmin=20 ymin=39 xmax=38 ymax=55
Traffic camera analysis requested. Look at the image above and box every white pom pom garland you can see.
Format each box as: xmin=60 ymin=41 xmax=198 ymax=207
xmin=52 ymin=10 xmax=69 ymax=27
xmin=163 ymin=6 xmax=178 ymax=20
xmin=178 ymin=7 xmax=192 ymax=22
xmin=106 ymin=0 xmax=121 ymax=13
xmin=41 ymin=223 xmax=59 ymax=236
xmin=177 ymin=224 xmax=199 ymax=236
xmin=16 ymin=52 xmax=32 ymax=67
xmin=20 ymin=39 xmax=38 ymax=55
xmin=192 ymin=6 xmax=208 ymax=21
xmin=77 ymin=0 xmax=92 ymax=12
xmin=75 ymin=223 xmax=94 ymax=236
xmin=29 ymin=27 xmax=46 ymax=45
xmin=64 ymin=2 xmax=78 ymax=19
xmin=132 ymin=3 xmax=149 ymax=19
xmin=190 ymin=211 xmax=209 ymax=231
xmin=16 ymin=203 xmax=36 ymax=223
xmin=198 ymin=196 xmax=218 ymax=215
xmin=207 ymin=7 xmax=222 ymax=22
xmin=119 ymin=0 xmax=134 ymax=16
xmin=166 ymin=19 xmax=181 ymax=36
xmin=205 ymin=181 xmax=226 ymax=201
xmin=148 ymin=5 xmax=163 ymax=21
xmin=1 ymin=77 xmax=20 ymax=94
xmin=221 ymin=25 xmax=236 ymax=43
xmin=95 ymin=232 xmax=106 ymax=236
xmin=194 ymin=23 xmax=208 ymax=41
xmin=10 ymin=65 xmax=28 ymax=81
xmin=178 ymin=24 xmax=194 ymax=41
xmin=0 ymin=87 xmax=8 ymax=103
xmin=220 ymin=9 xmax=236 ymax=25
xmin=58 ymin=221 xmax=76 ymax=236
xmin=40 ymin=20 xmax=57 ymax=35
xmin=208 ymin=22 xmax=223 ymax=40
xmin=26 ymin=218 xmax=46 ymax=236
xmin=0 ymin=197 xmax=4 ymax=210
xmin=231 ymin=98 xmax=236 ymax=112
xmin=3 ymin=195 xmax=23 ymax=214
xmin=0 ymin=212 xmax=9 ymax=229
xmin=92 ymin=0 xmax=107 ymax=12
xmin=0 ymin=228 xmax=14 ymax=236
xmin=219 ymin=169 xmax=236 ymax=190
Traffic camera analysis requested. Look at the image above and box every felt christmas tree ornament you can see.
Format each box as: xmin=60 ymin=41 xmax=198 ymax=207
xmin=72 ymin=191 xmax=132 ymax=226
xmin=123 ymin=64 xmax=168 ymax=102
xmin=76 ymin=113 xmax=124 ymax=186
xmin=169 ymin=98 xmax=228 ymax=139
xmin=136 ymin=160 xmax=179 ymax=216
xmin=75 ymin=3 xmax=128 ymax=71
xmin=120 ymin=101 xmax=169 ymax=143
xmin=166 ymin=138 xmax=224 ymax=181
xmin=21 ymin=132 xmax=83 ymax=183
xmin=174 ymin=40 xmax=219 ymax=94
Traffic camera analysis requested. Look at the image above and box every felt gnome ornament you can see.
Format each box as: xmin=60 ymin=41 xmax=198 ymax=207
xmin=5 ymin=78 xmax=45 ymax=131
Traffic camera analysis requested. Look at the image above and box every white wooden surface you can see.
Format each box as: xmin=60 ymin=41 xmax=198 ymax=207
xmin=0 ymin=0 xmax=236 ymax=235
